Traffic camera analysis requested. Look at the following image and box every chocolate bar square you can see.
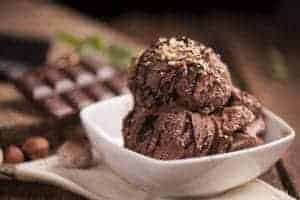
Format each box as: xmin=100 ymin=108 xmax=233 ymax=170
xmin=21 ymin=72 xmax=53 ymax=99
xmin=63 ymin=89 xmax=94 ymax=110
xmin=44 ymin=68 xmax=74 ymax=93
xmin=85 ymin=82 xmax=114 ymax=101
xmin=63 ymin=65 xmax=95 ymax=86
xmin=40 ymin=96 xmax=75 ymax=119
xmin=13 ymin=56 xmax=129 ymax=122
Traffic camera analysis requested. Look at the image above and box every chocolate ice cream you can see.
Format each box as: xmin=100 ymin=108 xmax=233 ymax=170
xmin=123 ymin=37 xmax=266 ymax=160
xmin=123 ymin=108 xmax=213 ymax=159
xmin=128 ymin=37 xmax=232 ymax=114
xmin=123 ymin=105 xmax=264 ymax=160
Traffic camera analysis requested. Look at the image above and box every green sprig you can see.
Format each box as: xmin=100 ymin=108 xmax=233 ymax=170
xmin=268 ymin=47 xmax=289 ymax=81
xmin=57 ymin=32 xmax=132 ymax=70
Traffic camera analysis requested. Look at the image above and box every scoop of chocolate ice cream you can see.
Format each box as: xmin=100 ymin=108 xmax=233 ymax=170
xmin=128 ymin=37 xmax=232 ymax=114
xmin=123 ymin=106 xmax=264 ymax=160
xmin=123 ymin=108 xmax=190 ymax=159
xmin=123 ymin=107 xmax=159 ymax=156
xmin=190 ymin=113 xmax=215 ymax=156
xmin=123 ymin=37 xmax=266 ymax=160
xmin=123 ymin=108 xmax=212 ymax=160
xmin=152 ymin=110 xmax=193 ymax=160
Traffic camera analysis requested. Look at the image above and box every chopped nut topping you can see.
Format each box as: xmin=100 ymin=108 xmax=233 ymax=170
xmin=136 ymin=37 xmax=225 ymax=74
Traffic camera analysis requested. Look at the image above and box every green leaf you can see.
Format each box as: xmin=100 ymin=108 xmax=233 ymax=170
xmin=268 ymin=47 xmax=289 ymax=81
xmin=109 ymin=45 xmax=132 ymax=58
xmin=78 ymin=43 xmax=99 ymax=56
xmin=57 ymin=32 xmax=82 ymax=47
xmin=107 ymin=45 xmax=132 ymax=68
xmin=84 ymin=36 xmax=105 ymax=51
xmin=56 ymin=32 xmax=132 ymax=70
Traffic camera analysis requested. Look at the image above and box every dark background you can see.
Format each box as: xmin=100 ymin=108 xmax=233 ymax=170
xmin=54 ymin=0 xmax=300 ymax=41
xmin=55 ymin=1 xmax=281 ymax=18
xmin=53 ymin=1 xmax=299 ymax=19
xmin=2 ymin=0 xmax=299 ymax=67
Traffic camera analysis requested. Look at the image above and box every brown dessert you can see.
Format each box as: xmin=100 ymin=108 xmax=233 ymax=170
xmin=123 ymin=37 xmax=266 ymax=160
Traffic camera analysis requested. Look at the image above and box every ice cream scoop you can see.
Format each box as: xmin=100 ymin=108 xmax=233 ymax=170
xmin=124 ymin=37 xmax=266 ymax=160
xmin=123 ymin=107 xmax=263 ymax=160
xmin=128 ymin=37 xmax=232 ymax=114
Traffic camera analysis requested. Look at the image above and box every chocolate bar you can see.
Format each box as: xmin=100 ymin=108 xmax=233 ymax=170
xmin=21 ymin=72 xmax=53 ymax=99
xmin=84 ymin=82 xmax=114 ymax=101
xmin=14 ymin=60 xmax=128 ymax=121
xmin=43 ymin=68 xmax=75 ymax=93
xmin=62 ymin=65 xmax=95 ymax=86
xmin=104 ymin=74 xmax=130 ymax=94
xmin=63 ymin=89 xmax=94 ymax=110
xmin=40 ymin=95 xmax=75 ymax=119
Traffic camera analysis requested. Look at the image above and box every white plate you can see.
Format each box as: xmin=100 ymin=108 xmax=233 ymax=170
xmin=80 ymin=95 xmax=295 ymax=197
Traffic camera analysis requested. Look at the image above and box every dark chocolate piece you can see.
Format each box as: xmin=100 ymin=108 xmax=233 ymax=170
xmin=63 ymin=65 xmax=95 ymax=86
xmin=0 ymin=60 xmax=28 ymax=80
xmin=104 ymin=77 xmax=129 ymax=95
xmin=94 ymin=66 xmax=116 ymax=81
xmin=40 ymin=96 xmax=75 ymax=119
xmin=63 ymin=89 xmax=94 ymax=110
xmin=82 ymin=55 xmax=116 ymax=81
xmin=21 ymin=72 xmax=53 ymax=99
xmin=85 ymin=83 xmax=114 ymax=101
xmin=44 ymin=68 xmax=74 ymax=93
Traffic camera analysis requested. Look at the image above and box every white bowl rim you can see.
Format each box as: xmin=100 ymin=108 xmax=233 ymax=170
xmin=80 ymin=95 xmax=295 ymax=166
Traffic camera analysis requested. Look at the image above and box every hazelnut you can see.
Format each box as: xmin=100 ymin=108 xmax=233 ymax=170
xmin=57 ymin=138 xmax=93 ymax=169
xmin=4 ymin=145 xmax=25 ymax=164
xmin=22 ymin=136 xmax=49 ymax=160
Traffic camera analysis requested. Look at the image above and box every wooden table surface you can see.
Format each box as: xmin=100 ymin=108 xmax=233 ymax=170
xmin=0 ymin=1 xmax=299 ymax=199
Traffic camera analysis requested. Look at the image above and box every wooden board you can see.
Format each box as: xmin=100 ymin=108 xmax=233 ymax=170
xmin=0 ymin=179 xmax=85 ymax=200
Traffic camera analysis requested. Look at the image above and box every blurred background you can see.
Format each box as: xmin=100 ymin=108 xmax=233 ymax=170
xmin=0 ymin=0 xmax=299 ymax=199
xmin=56 ymin=0 xmax=300 ymax=44
xmin=1 ymin=0 xmax=300 ymax=74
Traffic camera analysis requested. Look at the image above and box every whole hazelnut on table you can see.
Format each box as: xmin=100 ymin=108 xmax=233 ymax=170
xmin=57 ymin=137 xmax=93 ymax=169
xmin=22 ymin=136 xmax=49 ymax=160
xmin=4 ymin=145 xmax=25 ymax=164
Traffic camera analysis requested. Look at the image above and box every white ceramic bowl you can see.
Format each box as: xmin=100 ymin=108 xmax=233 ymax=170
xmin=80 ymin=95 xmax=295 ymax=197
